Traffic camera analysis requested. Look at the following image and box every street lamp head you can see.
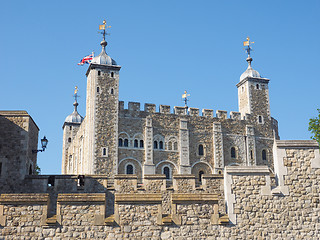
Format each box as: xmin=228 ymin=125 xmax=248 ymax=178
xmin=41 ymin=136 xmax=48 ymax=151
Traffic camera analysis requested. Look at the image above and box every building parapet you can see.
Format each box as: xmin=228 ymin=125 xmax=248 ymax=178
xmin=119 ymin=101 xmax=244 ymax=120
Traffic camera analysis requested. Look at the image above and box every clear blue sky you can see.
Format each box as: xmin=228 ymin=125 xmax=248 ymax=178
xmin=1 ymin=1 xmax=319 ymax=174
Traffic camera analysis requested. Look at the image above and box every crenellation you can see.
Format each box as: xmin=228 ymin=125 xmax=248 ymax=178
xmin=230 ymin=111 xmax=241 ymax=120
xmin=128 ymin=102 xmax=140 ymax=111
xmin=174 ymin=106 xmax=187 ymax=115
xmin=144 ymin=103 xmax=156 ymax=113
xmin=189 ymin=107 xmax=199 ymax=116
xmin=216 ymin=110 xmax=228 ymax=119
xmin=202 ymin=109 xmax=214 ymax=117
xmin=159 ymin=105 xmax=171 ymax=114
xmin=119 ymin=101 xmax=124 ymax=111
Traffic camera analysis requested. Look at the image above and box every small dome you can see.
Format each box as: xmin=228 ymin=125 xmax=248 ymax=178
xmin=64 ymin=111 xmax=83 ymax=124
xmin=64 ymin=102 xmax=83 ymax=124
xmin=240 ymin=66 xmax=261 ymax=81
xmin=91 ymin=40 xmax=117 ymax=66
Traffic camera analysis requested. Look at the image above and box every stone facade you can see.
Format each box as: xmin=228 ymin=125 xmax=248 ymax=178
xmin=61 ymin=38 xmax=279 ymax=181
xmin=0 ymin=111 xmax=39 ymax=188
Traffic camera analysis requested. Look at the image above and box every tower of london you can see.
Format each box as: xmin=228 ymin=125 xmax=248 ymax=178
xmin=62 ymin=35 xmax=279 ymax=182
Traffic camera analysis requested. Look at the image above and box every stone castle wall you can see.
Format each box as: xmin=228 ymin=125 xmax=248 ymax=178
xmin=1 ymin=140 xmax=319 ymax=239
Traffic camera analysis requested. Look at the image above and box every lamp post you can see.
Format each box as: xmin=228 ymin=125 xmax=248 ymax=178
xmin=32 ymin=136 xmax=48 ymax=153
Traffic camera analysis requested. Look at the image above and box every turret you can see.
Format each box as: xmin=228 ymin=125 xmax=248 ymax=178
xmin=237 ymin=38 xmax=271 ymax=123
xmin=83 ymin=20 xmax=121 ymax=176
xmin=61 ymin=95 xmax=83 ymax=174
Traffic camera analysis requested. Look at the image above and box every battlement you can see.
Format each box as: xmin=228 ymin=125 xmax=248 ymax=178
xmin=119 ymin=101 xmax=244 ymax=120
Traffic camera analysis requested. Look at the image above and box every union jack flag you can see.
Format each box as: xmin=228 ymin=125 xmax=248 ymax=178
xmin=77 ymin=54 xmax=93 ymax=65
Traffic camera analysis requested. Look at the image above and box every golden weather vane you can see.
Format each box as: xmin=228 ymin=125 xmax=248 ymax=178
xmin=182 ymin=90 xmax=190 ymax=107
xmin=243 ymin=37 xmax=255 ymax=58
xmin=99 ymin=19 xmax=111 ymax=41
xmin=74 ymin=86 xmax=79 ymax=102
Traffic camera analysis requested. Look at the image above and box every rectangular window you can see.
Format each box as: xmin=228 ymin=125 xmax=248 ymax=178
xmin=0 ymin=162 xmax=2 ymax=175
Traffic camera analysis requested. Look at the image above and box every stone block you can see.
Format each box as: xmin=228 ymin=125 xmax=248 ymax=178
xmin=174 ymin=106 xmax=187 ymax=115
xmin=216 ymin=110 xmax=227 ymax=119
xmin=202 ymin=109 xmax=214 ymax=117
xmin=144 ymin=103 xmax=156 ymax=113
xmin=128 ymin=102 xmax=140 ymax=111
xmin=159 ymin=105 xmax=171 ymax=114
xmin=189 ymin=108 xmax=199 ymax=116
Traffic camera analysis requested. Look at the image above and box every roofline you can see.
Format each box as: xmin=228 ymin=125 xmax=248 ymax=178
xmin=86 ymin=63 xmax=121 ymax=76
xmin=0 ymin=110 xmax=40 ymax=130
xmin=236 ymin=77 xmax=270 ymax=88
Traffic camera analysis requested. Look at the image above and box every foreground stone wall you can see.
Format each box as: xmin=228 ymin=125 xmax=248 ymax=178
xmin=1 ymin=140 xmax=319 ymax=239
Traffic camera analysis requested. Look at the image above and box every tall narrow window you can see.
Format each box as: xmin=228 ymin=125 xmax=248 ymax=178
xmin=231 ymin=147 xmax=236 ymax=158
xmin=124 ymin=139 xmax=129 ymax=147
xmin=103 ymin=148 xmax=107 ymax=156
xmin=29 ymin=165 xmax=32 ymax=175
xmin=250 ymin=150 xmax=253 ymax=160
xmin=163 ymin=166 xmax=170 ymax=179
xmin=199 ymin=170 xmax=204 ymax=183
xmin=198 ymin=144 xmax=204 ymax=156
xmin=0 ymin=162 xmax=2 ymax=175
xmin=97 ymin=87 xmax=100 ymax=93
xmin=159 ymin=141 xmax=164 ymax=150
xmin=173 ymin=142 xmax=178 ymax=151
xmin=119 ymin=138 xmax=123 ymax=147
xmin=154 ymin=141 xmax=158 ymax=149
xmin=68 ymin=137 xmax=71 ymax=143
xmin=110 ymin=88 xmax=114 ymax=95
xmin=256 ymin=84 xmax=259 ymax=89
xmin=258 ymin=116 xmax=262 ymax=123
xmin=98 ymin=71 xmax=101 ymax=76
xmin=111 ymin=72 xmax=114 ymax=78
xmin=262 ymin=150 xmax=267 ymax=161
xmin=134 ymin=139 xmax=138 ymax=148
xmin=139 ymin=140 xmax=144 ymax=148
xmin=69 ymin=126 xmax=72 ymax=130
xmin=126 ymin=164 xmax=134 ymax=174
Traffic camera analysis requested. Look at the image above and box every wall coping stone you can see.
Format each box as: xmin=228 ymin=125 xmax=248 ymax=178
xmin=115 ymin=193 xmax=162 ymax=203
xmin=173 ymin=174 xmax=196 ymax=179
xmin=57 ymin=193 xmax=105 ymax=203
xmin=0 ymin=193 xmax=49 ymax=204
xmin=114 ymin=174 xmax=138 ymax=179
xmin=144 ymin=174 xmax=166 ymax=179
xmin=276 ymin=140 xmax=319 ymax=148
xmin=225 ymin=166 xmax=270 ymax=175
xmin=172 ymin=193 xmax=218 ymax=203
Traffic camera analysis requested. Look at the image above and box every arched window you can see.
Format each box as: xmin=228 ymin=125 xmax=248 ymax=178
xmin=111 ymin=72 xmax=114 ymax=78
xmin=262 ymin=150 xmax=267 ymax=161
xmin=199 ymin=170 xmax=204 ymax=183
xmin=231 ymin=147 xmax=236 ymax=158
xmin=69 ymin=126 xmax=72 ymax=130
xmin=111 ymin=88 xmax=114 ymax=95
xmin=139 ymin=140 xmax=144 ymax=148
xmin=124 ymin=139 xmax=129 ymax=147
xmin=103 ymin=148 xmax=107 ymax=156
xmin=256 ymin=84 xmax=259 ymax=89
xmin=159 ymin=141 xmax=163 ymax=150
xmin=134 ymin=139 xmax=138 ymax=148
xmin=68 ymin=137 xmax=71 ymax=143
xmin=126 ymin=164 xmax=134 ymax=174
xmin=154 ymin=141 xmax=158 ymax=149
xmin=198 ymin=144 xmax=204 ymax=156
xmin=98 ymin=71 xmax=101 ymax=76
xmin=119 ymin=138 xmax=123 ymax=147
xmin=163 ymin=166 xmax=170 ymax=179
xmin=97 ymin=87 xmax=100 ymax=93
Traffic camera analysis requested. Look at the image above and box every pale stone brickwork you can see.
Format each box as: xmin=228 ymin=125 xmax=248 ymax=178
xmin=0 ymin=140 xmax=319 ymax=239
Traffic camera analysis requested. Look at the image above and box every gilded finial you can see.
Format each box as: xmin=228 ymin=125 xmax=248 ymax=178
xmin=99 ymin=19 xmax=111 ymax=41
xmin=182 ymin=90 xmax=190 ymax=108
xmin=73 ymin=86 xmax=79 ymax=103
xmin=243 ymin=37 xmax=255 ymax=67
